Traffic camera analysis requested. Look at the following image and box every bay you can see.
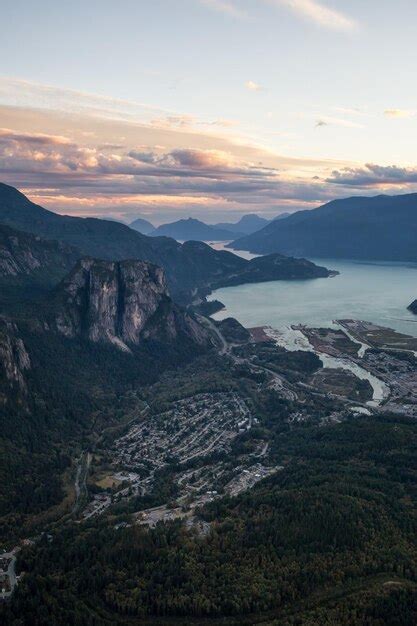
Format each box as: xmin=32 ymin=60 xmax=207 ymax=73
xmin=209 ymin=258 xmax=417 ymax=337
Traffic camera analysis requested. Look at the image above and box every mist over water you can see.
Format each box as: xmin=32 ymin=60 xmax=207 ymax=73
xmin=210 ymin=259 xmax=417 ymax=337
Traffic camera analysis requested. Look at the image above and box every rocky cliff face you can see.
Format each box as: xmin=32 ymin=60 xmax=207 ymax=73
xmin=0 ymin=318 xmax=31 ymax=400
xmin=0 ymin=224 xmax=79 ymax=281
xmin=52 ymin=258 xmax=210 ymax=351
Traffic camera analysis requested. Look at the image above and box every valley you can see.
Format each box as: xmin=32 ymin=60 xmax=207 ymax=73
xmin=1 ymin=186 xmax=417 ymax=623
xmin=39 ymin=312 xmax=417 ymax=532
xmin=4 ymin=307 xmax=417 ymax=624
xmin=5 ymin=2 xmax=417 ymax=622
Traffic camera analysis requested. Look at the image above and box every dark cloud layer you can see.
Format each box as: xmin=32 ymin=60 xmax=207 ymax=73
xmin=327 ymin=163 xmax=417 ymax=187
xmin=0 ymin=128 xmax=333 ymax=212
xmin=3 ymin=127 xmax=417 ymax=220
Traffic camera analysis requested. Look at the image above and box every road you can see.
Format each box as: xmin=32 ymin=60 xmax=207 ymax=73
xmin=201 ymin=314 xmax=299 ymax=401
xmin=197 ymin=314 xmax=229 ymax=354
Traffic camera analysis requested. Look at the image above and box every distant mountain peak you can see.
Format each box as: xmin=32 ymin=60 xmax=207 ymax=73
xmin=214 ymin=213 xmax=270 ymax=236
xmin=150 ymin=217 xmax=241 ymax=241
xmin=129 ymin=216 xmax=155 ymax=235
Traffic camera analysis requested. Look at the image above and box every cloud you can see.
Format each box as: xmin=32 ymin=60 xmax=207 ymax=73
xmin=0 ymin=128 xmax=71 ymax=146
xmin=0 ymin=79 xmax=363 ymax=221
xmin=273 ymin=0 xmax=357 ymax=32
xmin=245 ymin=80 xmax=262 ymax=92
xmin=384 ymin=109 xmax=415 ymax=119
xmin=0 ymin=78 xmax=245 ymax=148
xmin=327 ymin=163 xmax=417 ymax=187
xmin=128 ymin=147 xmax=277 ymax=178
xmin=199 ymin=0 xmax=247 ymax=19
xmin=0 ymin=129 xmax=279 ymax=188
xmin=0 ymin=126 xmax=345 ymax=220
xmin=0 ymin=77 xmax=241 ymax=137
xmin=159 ymin=148 xmax=236 ymax=169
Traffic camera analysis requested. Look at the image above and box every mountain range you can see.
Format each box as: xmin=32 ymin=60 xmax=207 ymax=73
xmin=128 ymin=213 xmax=278 ymax=241
xmin=2 ymin=183 xmax=417 ymax=626
xmin=148 ymin=217 xmax=241 ymax=241
xmin=0 ymin=184 xmax=332 ymax=305
xmin=229 ymin=193 xmax=417 ymax=262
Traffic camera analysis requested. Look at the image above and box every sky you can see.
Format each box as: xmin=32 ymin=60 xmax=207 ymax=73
xmin=1 ymin=0 xmax=417 ymax=224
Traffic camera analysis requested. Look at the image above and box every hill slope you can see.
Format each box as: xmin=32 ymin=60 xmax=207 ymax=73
xmin=0 ymin=224 xmax=78 ymax=282
xmin=230 ymin=194 xmax=417 ymax=261
xmin=0 ymin=223 xmax=80 ymax=310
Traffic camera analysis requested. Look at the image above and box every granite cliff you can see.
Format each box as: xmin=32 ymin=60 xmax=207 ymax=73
xmin=52 ymin=258 xmax=210 ymax=351
xmin=0 ymin=318 xmax=30 ymax=401
xmin=0 ymin=224 xmax=78 ymax=280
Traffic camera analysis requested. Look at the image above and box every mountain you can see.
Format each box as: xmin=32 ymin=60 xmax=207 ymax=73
xmin=0 ymin=182 xmax=164 ymax=264
xmin=2 ymin=188 xmax=417 ymax=626
xmin=129 ymin=217 xmax=155 ymax=235
xmin=0 ymin=223 xmax=80 ymax=310
xmin=229 ymin=194 xmax=417 ymax=261
xmin=0 ymin=257 xmax=213 ymax=534
xmin=214 ymin=213 xmax=270 ymax=235
xmin=149 ymin=214 xmax=274 ymax=241
xmin=51 ymin=258 xmax=210 ymax=351
xmin=0 ymin=223 xmax=78 ymax=283
xmin=150 ymin=217 xmax=241 ymax=241
xmin=0 ymin=184 xmax=333 ymax=303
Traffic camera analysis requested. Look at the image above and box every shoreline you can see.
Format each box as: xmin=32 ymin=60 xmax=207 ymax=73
xmin=262 ymin=324 xmax=390 ymax=407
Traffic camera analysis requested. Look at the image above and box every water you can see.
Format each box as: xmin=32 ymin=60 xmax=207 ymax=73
xmin=210 ymin=258 xmax=417 ymax=338
xmin=208 ymin=241 xmax=259 ymax=260
xmin=265 ymin=326 xmax=390 ymax=406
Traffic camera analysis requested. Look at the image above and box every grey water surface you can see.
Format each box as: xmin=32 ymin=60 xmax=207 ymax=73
xmin=210 ymin=258 xmax=417 ymax=337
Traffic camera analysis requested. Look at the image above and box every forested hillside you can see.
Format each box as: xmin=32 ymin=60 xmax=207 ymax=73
xmin=3 ymin=414 xmax=417 ymax=625
xmin=230 ymin=193 xmax=417 ymax=261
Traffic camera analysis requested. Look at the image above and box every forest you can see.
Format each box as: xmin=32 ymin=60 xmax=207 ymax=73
xmin=3 ymin=413 xmax=417 ymax=625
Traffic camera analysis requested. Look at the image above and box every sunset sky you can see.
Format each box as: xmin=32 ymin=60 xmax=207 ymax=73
xmin=2 ymin=0 xmax=417 ymax=223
